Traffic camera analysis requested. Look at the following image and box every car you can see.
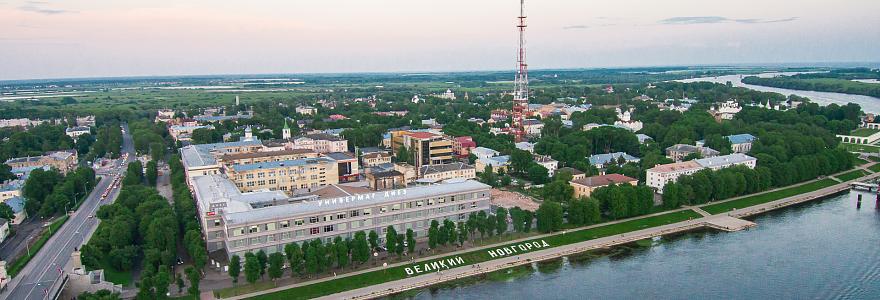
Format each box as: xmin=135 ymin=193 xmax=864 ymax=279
xmin=88 ymin=215 xmax=95 ymax=218
xmin=176 ymin=257 xmax=184 ymax=265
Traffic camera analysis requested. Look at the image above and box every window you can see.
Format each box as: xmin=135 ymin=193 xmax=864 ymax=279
xmin=338 ymin=223 xmax=347 ymax=231
xmin=213 ymin=219 xmax=221 ymax=227
xmin=267 ymin=223 xmax=276 ymax=231
xmin=258 ymin=172 xmax=265 ymax=178
xmin=392 ymin=204 xmax=401 ymax=211
xmin=294 ymin=219 xmax=304 ymax=226
xmin=363 ymin=208 xmax=372 ymax=216
xmin=246 ymin=174 xmax=254 ymax=179
xmin=249 ymin=226 xmax=258 ymax=233
xmin=323 ymin=215 xmax=333 ymax=222
xmin=324 ymin=225 xmax=334 ymax=232
xmin=337 ymin=213 xmax=346 ymax=219
xmin=350 ymin=210 xmax=360 ymax=217
xmin=295 ymin=230 xmax=305 ymax=237
xmin=380 ymin=206 xmax=388 ymax=213
xmin=416 ymin=201 xmax=423 ymax=207
xmin=428 ymin=199 xmax=435 ymax=206
xmin=438 ymin=197 xmax=446 ymax=204
xmin=257 ymin=180 xmax=266 ymax=186
xmin=268 ymin=179 xmax=276 ymax=185
xmin=310 ymin=227 xmax=320 ymax=235
xmin=280 ymin=221 xmax=290 ymax=228
xmin=309 ymin=216 xmax=319 ymax=223
xmin=246 ymin=181 xmax=255 ymax=187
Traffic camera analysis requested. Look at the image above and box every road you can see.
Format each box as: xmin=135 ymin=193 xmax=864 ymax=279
xmin=1 ymin=123 xmax=134 ymax=300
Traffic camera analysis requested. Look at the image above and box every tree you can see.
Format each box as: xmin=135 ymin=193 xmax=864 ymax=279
xmin=244 ymin=252 xmax=260 ymax=284
xmin=146 ymin=160 xmax=158 ymax=186
xmin=0 ymin=203 xmax=15 ymax=221
xmin=476 ymin=211 xmax=488 ymax=239
xmin=394 ymin=234 xmax=404 ymax=256
xmin=185 ymin=266 xmax=200 ymax=296
xmin=428 ymin=220 xmax=439 ymax=249
xmin=284 ymin=243 xmax=303 ymax=276
xmin=304 ymin=245 xmax=318 ymax=276
xmin=495 ymin=207 xmax=508 ymax=235
xmin=479 ymin=165 xmax=498 ymax=187
xmin=228 ymin=255 xmax=241 ymax=284
xmin=536 ymin=201 xmax=563 ymax=233
xmin=385 ymin=226 xmax=397 ymax=254
xmin=155 ymin=265 xmax=171 ymax=300
xmin=268 ymin=252 xmax=284 ymax=283
xmin=485 ymin=215 xmax=497 ymax=238
xmin=510 ymin=149 xmax=533 ymax=175
xmin=457 ymin=222 xmax=468 ymax=246
xmin=528 ymin=164 xmax=549 ymax=184
xmin=501 ymin=175 xmax=512 ymax=187
xmin=256 ymin=250 xmax=268 ymax=279
xmin=337 ymin=239 xmax=350 ymax=269
xmin=447 ymin=222 xmax=458 ymax=247
xmin=353 ymin=231 xmax=370 ymax=264
xmin=137 ymin=269 xmax=155 ymax=300
xmin=368 ymin=230 xmax=379 ymax=251
xmin=406 ymin=229 xmax=416 ymax=253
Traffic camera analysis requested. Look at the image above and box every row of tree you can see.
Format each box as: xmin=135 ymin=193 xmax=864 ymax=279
xmin=22 ymin=166 xmax=96 ymax=217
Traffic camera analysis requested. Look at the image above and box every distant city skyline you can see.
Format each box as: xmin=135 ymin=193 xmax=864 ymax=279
xmin=0 ymin=0 xmax=878 ymax=80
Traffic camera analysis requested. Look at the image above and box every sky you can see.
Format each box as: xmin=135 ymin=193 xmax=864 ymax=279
xmin=0 ymin=0 xmax=878 ymax=80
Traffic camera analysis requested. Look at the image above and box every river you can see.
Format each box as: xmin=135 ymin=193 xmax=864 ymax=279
xmin=677 ymin=73 xmax=880 ymax=113
xmin=392 ymin=191 xmax=880 ymax=300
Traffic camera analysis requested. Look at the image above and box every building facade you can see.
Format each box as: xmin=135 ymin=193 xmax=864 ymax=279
xmin=647 ymin=153 xmax=757 ymax=192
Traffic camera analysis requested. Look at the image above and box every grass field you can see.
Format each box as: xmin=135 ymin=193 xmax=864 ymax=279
xmin=835 ymin=169 xmax=868 ymax=181
xmin=840 ymin=143 xmax=880 ymax=153
xmin=869 ymin=164 xmax=880 ymax=173
xmin=849 ymin=128 xmax=880 ymax=137
xmin=220 ymin=210 xmax=702 ymax=299
xmin=8 ymin=215 xmax=69 ymax=277
xmin=702 ymin=179 xmax=839 ymax=215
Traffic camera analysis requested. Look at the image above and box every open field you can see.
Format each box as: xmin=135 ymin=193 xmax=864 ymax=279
xmin=835 ymin=169 xmax=868 ymax=181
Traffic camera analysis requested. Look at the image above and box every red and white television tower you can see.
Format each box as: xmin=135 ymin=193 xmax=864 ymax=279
xmin=512 ymin=0 xmax=529 ymax=142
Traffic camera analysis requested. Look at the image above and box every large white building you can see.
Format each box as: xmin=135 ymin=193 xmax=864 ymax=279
xmin=647 ymin=153 xmax=757 ymax=192
xmin=190 ymin=173 xmax=491 ymax=258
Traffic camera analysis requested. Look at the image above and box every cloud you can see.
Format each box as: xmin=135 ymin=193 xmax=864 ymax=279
xmin=18 ymin=2 xmax=75 ymax=15
xmin=659 ymin=16 xmax=797 ymax=25
xmin=562 ymin=25 xmax=590 ymax=30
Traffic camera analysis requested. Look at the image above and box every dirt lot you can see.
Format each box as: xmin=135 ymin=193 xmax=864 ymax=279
xmin=490 ymin=188 xmax=540 ymax=211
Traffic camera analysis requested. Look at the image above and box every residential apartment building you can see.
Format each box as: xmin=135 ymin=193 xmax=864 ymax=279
xmin=666 ymin=144 xmax=720 ymax=161
xmin=66 ymin=126 xmax=91 ymax=138
xmin=362 ymin=152 xmax=392 ymax=167
xmin=533 ymin=155 xmax=559 ymax=177
xmin=5 ymin=150 xmax=78 ymax=175
xmin=219 ymin=149 xmax=319 ymax=166
xmin=291 ymin=133 xmax=348 ymax=154
xmin=570 ymin=174 xmax=638 ymax=198
xmin=647 ymin=153 xmax=757 ymax=192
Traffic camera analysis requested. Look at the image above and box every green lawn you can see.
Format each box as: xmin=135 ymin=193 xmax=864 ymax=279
xmin=869 ymin=164 xmax=880 ymax=173
xmin=835 ymin=169 xmax=868 ymax=181
xmin=840 ymin=143 xmax=880 ymax=153
xmin=100 ymin=264 xmax=134 ymax=286
xmin=849 ymin=128 xmax=880 ymax=137
xmin=702 ymin=179 xmax=839 ymax=215
xmin=223 ymin=210 xmax=701 ymax=300
xmin=8 ymin=215 xmax=69 ymax=277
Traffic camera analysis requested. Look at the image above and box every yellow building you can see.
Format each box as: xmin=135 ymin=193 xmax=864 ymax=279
xmin=219 ymin=149 xmax=318 ymax=166
xmin=227 ymin=157 xmax=339 ymax=194
xmin=570 ymin=174 xmax=638 ymax=198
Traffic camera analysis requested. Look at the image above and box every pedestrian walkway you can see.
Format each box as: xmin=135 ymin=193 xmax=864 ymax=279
xmin=703 ymin=216 xmax=756 ymax=232
xmin=688 ymin=206 xmax=711 ymax=217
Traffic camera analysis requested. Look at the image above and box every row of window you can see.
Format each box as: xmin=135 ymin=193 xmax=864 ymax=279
xmin=229 ymin=214 xmax=470 ymax=249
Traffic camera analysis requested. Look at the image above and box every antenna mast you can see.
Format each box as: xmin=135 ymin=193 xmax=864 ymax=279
xmin=512 ymin=0 xmax=529 ymax=142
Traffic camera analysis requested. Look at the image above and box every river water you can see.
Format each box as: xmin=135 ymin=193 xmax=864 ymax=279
xmin=395 ymin=191 xmax=880 ymax=300
xmin=676 ymin=73 xmax=880 ymax=113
